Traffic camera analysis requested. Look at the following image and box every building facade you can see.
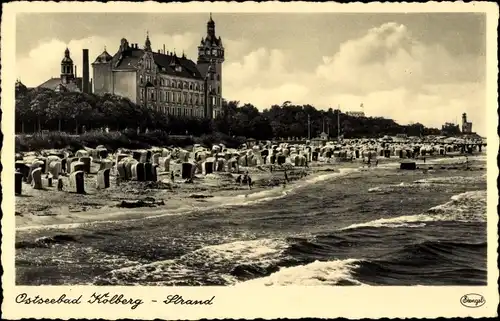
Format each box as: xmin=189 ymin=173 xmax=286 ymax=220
xmin=38 ymin=48 xmax=92 ymax=93
xmin=92 ymin=14 xmax=224 ymax=119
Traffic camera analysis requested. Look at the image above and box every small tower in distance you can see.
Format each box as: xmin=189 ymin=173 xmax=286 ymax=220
xmin=61 ymin=48 xmax=75 ymax=84
xmin=462 ymin=113 xmax=467 ymax=132
xmin=144 ymin=31 xmax=152 ymax=52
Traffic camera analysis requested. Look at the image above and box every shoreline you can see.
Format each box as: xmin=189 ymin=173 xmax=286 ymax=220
xmin=15 ymin=153 xmax=484 ymax=231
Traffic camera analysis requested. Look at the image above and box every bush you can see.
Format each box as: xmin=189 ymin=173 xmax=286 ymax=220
xmin=15 ymin=130 xmax=203 ymax=153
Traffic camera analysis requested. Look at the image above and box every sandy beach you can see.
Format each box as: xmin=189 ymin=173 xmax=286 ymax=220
xmin=15 ymin=152 xmax=477 ymax=230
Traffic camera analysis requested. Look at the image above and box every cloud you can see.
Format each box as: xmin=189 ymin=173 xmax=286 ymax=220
xmin=222 ymin=22 xmax=486 ymax=135
xmin=17 ymin=22 xmax=486 ymax=135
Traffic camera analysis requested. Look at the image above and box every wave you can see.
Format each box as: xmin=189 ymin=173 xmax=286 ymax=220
xmin=18 ymin=167 xmax=359 ymax=232
xmin=351 ymin=239 xmax=487 ymax=285
xmin=96 ymin=238 xmax=289 ymax=286
xmin=368 ymin=173 xmax=486 ymax=194
xmin=414 ymin=174 xmax=487 ymax=185
xmin=237 ymin=258 xmax=365 ymax=286
xmin=16 ymin=234 xmax=79 ymax=249
xmin=343 ymin=190 xmax=486 ymax=230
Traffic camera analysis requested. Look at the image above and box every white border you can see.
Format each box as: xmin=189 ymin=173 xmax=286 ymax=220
xmin=2 ymin=2 xmax=499 ymax=319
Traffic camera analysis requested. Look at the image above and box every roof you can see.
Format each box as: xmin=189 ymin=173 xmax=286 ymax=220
xmin=112 ymin=47 xmax=203 ymax=79
xmin=38 ymin=77 xmax=83 ymax=92
xmin=93 ymin=50 xmax=113 ymax=64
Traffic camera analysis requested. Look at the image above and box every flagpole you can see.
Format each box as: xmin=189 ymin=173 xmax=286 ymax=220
xmin=337 ymin=104 xmax=340 ymax=141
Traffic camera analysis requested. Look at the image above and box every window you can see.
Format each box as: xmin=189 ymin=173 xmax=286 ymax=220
xmin=178 ymin=83 xmax=182 ymax=89
xmin=217 ymin=75 xmax=220 ymax=81
xmin=195 ymin=84 xmax=198 ymax=91
xmin=190 ymin=83 xmax=193 ymax=90
xmin=190 ymin=109 xmax=193 ymax=117
xmin=140 ymin=75 xmax=143 ymax=84
xmin=177 ymin=93 xmax=181 ymax=103
xmin=212 ymin=49 xmax=217 ymax=55
xmin=146 ymin=75 xmax=151 ymax=83
xmin=217 ymin=86 xmax=220 ymax=94
xmin=140 ymin=89 xmax=144 ymax=99
xmin=166 ymin=79 xmax=170 ymax=87
xmin=177 ymin=108 xmax=181 ymax=116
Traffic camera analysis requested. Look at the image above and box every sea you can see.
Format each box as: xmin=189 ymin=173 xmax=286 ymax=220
xmin=16 ymin=156 xmax=488 ymax=286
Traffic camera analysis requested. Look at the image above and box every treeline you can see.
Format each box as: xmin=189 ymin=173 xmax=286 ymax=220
xmin=15 ymin=84 xmax=442 ymax=140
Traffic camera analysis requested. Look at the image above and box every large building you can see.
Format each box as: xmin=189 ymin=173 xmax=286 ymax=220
xmin=92 ymin=14 xmax=224 ymax=119
xmin=38 ymin=48 xmax=92 ymax=93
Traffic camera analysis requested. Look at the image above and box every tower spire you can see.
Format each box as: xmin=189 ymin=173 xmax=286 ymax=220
xmin=144 ymin=30 xmax=152 ymax=51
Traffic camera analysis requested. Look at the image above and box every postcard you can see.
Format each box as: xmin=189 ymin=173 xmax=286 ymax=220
xmin=1 ymin=1 xmax=499 ymax=319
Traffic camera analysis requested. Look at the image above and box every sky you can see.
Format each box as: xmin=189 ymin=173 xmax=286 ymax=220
xmin=16 ymin=12 xmax=487 ymax=134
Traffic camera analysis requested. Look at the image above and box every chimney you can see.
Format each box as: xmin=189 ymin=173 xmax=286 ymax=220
xmin=82 ymin=49 xmax=90 ymax=94
xmin=74 ymin=65 xmax=77 ymax=78
xmin=158 ymin=49 xmax=161 ymax=53
xmin=163 ymin=44 xmax=166 ymax=54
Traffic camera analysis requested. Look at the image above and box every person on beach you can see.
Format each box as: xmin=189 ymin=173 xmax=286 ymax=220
xmin=236 ymin=175 xmax=242 ymax=184
xmin=116 ymin=174 xmax=121 ymax=186
xmin=247 ymin=174 xmax=252 ymax=189
xmin=284 ymin=170 xmax=289 ymax=183
xmin=367 ymin=158 xmax=371 ymax=167
xmin=171 ymin=171 xmax=175 ymax=182
xmin=375 ymin=159 xmax=379 ymax=167
xmin=423 ymin=157 xmax=426 ymax=163
xmin=57 ymin=178 xmax=64 ymax=191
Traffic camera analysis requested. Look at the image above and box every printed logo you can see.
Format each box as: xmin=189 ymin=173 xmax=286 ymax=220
xmin=460 ymin=294 xmax=486 ymax=308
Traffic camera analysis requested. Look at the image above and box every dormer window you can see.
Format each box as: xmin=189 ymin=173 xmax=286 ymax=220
xmin=212 ymin=49 xmax=217 ymax=55
xmin=175 ymin=66 xmax=182 ymax=72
